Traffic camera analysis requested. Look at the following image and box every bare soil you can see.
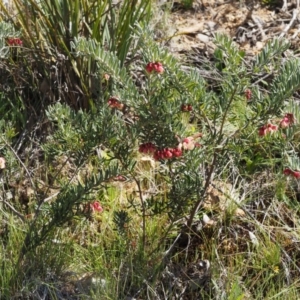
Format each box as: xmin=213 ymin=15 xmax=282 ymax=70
xmin=162 ymin=0 xmax=300 ymax=57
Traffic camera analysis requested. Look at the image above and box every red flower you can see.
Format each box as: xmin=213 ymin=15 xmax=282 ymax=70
xmin=139 ymin=142 xmax=156 ymax=154
xmin=182 ymin=138 xmax=194 ymax=150
xmin=181 ymin=104 xmax=193 ymax=112
xmin=107 ymin=97 xmax=124 ymax=110
xmin=283 ymin=168 xmax=300 ymax=179
xmin=103 ymin=73 xmax=110 ymax=81
xmin=145 ymin=62 xmax=154 ymax=73
xmin=258 ymin=123 xmax=278 ymax=136
xmin=178 ymin=133 xmax=202 ymax=151
xmin=153 ymin=147 xmax=183 ymax=160
xmin=90 ymin=201 xmax=103 ymax=213
xmin=145 ymin=62 xmax=164 ymax=74
xmin=154 ymin=63 xmax=164 ymax=73
xmin=7 ymin=37 xmax=23 ymax=46
xmin=153 ymin=149 xmax=169 ymax=160
xmin=293 ymin=171 xmax=300 ymax=178
xmin=245 ymin=89 xmax=252 ymax=100
xmin=113 ymin=175 xmax=126 ymax=181
xmin=171 ymin=147 xmax=183 ymax=157
xmin=162 ymin=148 xmax=173 ymax=159
xmin=280 ymin=113 xmax=294 ymax=128
xmin=153 ymin=150 xmax=161 ymax=161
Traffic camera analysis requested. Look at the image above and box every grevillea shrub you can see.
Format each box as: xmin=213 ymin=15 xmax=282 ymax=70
xmin=4 ymin=29 xmax=300 ymax=282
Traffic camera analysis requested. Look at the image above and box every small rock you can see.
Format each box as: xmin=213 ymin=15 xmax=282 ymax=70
xmin=203 ymin=214 xmax=216 ymax=226
xmin=0 ymin=157 xmax=5 ymax=169
xmin=205 ymin=21 xmax=217 ymax=31
xmin=235 ymin=208 xmax=246 ymax=217
xmin=255 ymin=41 xmax=264 ymax=51
xmin=196 ymin=33 xmax=210 ymax=43
xmin=249 ymin=231 xmax=259 ymax=246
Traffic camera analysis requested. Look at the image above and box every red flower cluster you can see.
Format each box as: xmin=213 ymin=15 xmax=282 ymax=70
xmin=258 ymin=123 xmax=278 ymax=136
xmin=280 ymin=113 xmax=294 ymax=128
xmin=90 ymin=201 xmax=103 ymax=213
xmin=107 ymin=97 xmax=124 ymax=110
xmin=139 ymin=142 xmax=182 ymax=160
xmin=283 ymin=168 xmax=300 ymax=179
xmin=259 ymin=113 xmax=295 ymax=136
xmin=153 ymin=147 xmax=183 ymax=160
xmin=7 ymin=37 xmax=22 ymax=46
xmin=181 ymin=104 xmax=193 ymax=112
xmin=178 ymin=133 xmax=202 ymax=151
xmin=113 ymin=175 xmax=126 ymax=181
xmin=139 ymin=134 xmax=202 ymax=161
xmin=145 ymin=62 xmax=164 ymax=74
xmin=139 ymin=142 xmax=156 ymax=154
xmin=245 ymin=89 xmax=252 ymax=100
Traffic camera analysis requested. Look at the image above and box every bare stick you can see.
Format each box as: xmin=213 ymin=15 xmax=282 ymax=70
xmin=292 ymin=24 xmax=300 ymax=39
xmin=279 ymin=9 xmax=298 ymax=38
xmin=1 ymin=137 xmax=38 ymax=201
xmin=251 ymin=15 xmax=266 ymax=41
xmin=0 ymin=196 xmax=25 ymax=222
xmin=43 ymin=191 xmax=60 ymax=203
xmin=282 ymin=0 xmax=288 ymax=11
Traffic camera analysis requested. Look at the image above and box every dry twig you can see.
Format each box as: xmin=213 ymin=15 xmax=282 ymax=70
xmin=279 ymin=9 xmax=299 ymax=38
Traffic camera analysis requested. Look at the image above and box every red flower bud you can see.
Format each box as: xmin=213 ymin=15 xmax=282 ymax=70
xmin=139 ymin=142 xmax=156 ymax=154
xmin=258 ymin=123 xmax=278 ymax=136
xmin=7 ymin=37 xmax=23 ymax=46
xmin=164 ymin=148 xmax=173 ymax=159
xmin=245 ymin=89 xmax=252 ymax=100
xmin=181 ymin=104 xmax=193 ymax=112
xmin=181 ymin=104 xmax=188 ymax=112
xmin=280 ymin=113 xmax=295 ymax=128
xmin=283 ymin=168 xmax=300 ymax=179
xmin=153 ymin=150 xmax=162 ymax=161
xmin=171 ymin=147 xmax=183 ymax=157
xmin=293 ymin=171 xmax=300 ymax=178
xmin=107 ymin=97 xmax=124 ymax=110
xmin=90 ymin=201 xmax=103 ymax=213
xmin=145 ymin=62 xmax=164 ymax=74
xmin=113 ymin=175 xmax=126 ymax=181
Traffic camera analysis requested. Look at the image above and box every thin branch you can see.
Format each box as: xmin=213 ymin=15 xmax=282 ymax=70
xmin=279 ymin=9 xmax=298 ymax=38
xmin=0 ymin=196 xmax=25 ymax=222
xmin=252 ymin=15 xmax=266 ymax=41
xmin=1 ymin=137 xmax=38 ymax=201
xmin=133 ymin=176 xmax=146 ymax=250
xmin=186 ymin=152 xmax=216 ymax=229
xmin=187 ymin=84 xmax=238 ymax=228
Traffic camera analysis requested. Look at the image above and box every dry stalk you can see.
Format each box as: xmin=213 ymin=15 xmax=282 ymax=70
xmin=279 ymin=9 xmax=299 ymax=38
